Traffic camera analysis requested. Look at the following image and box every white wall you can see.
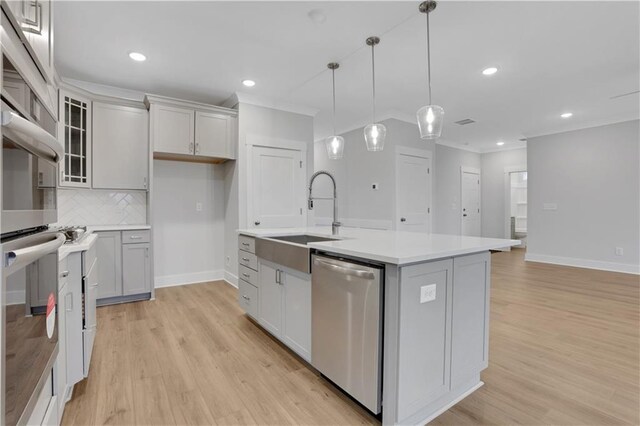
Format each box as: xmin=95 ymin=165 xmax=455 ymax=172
xmin=153 ymin=160 xmax=226 ymax=286
xmin=313 ymin=118 xmax=435 ymax=229
xmin=224 ymin=103 xmax=314 ymax=285
xmin=434 ymin=144 xmax=481 ymax=235
xmin=527 ymin=120 xmax=640 ymax=274
xmin=480 ymin=148 xmax=527 ymax=238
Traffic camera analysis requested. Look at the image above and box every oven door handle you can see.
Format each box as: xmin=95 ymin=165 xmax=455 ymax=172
xmin=1 ymin=111 xmax=64 ymax=164
xmin=4 ymin=233 xmax=65 ymax=276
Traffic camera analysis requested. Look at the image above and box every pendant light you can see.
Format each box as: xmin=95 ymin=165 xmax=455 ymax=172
xmin=325 ymin=62 xmax=345 ymax=159
xmin=364 ymin=36 xmax=386 ymax=151
xmin=416 ymin=0 xmax=444 ymax=139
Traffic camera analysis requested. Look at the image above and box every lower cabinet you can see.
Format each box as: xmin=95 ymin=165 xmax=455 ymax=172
xmin=95 ymin=229 xmax=152 ymax=304
xmin=257 ymin=259 xmax=311 ymax=361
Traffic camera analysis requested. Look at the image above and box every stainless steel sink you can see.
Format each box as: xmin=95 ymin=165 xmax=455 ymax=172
xmin=269 ymin=234 xmax=338 ymax=245
xmin=255 ymin=234 xmax=338 ymax=274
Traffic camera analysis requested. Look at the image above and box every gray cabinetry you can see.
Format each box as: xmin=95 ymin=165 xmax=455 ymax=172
xmin=95 ymin=231 xmax=122 ymax=299
xmin=95 ymin=229 xmax=152 ymax=305
xmin=237 ymin=236 xmax=259 ymax=320
xmin=149 ymin=103 xmax=194 ymax=156
xmin=122 ymin=243 xmax=151 ymax=296
xmin=92 ymin=102 xmax=149 ymax=190
xmin=258 ymin=259 xmax=282 ymax=336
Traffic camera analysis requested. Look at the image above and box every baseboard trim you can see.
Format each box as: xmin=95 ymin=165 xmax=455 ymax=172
xmin=416 ymin=381 xmax=484 ymax=425
xmin=6 ymin=290 xmax=25 ymax=305
xmin=154 ymin=270 xmax=226 ymax=288
xmin=525 ymin=253 xmax=640 ymax=275
xmin=224 ymin=271 xmax=239 ymax=288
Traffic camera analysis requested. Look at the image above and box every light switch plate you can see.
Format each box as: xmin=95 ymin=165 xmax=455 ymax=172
xmin=420 ymin=284 xmax=437 ymax=303
xmin=196 ymin=202 xmax=203 ymax=212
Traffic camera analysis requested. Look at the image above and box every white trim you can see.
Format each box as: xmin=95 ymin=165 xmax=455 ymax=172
xmin=223 ymin=92 xmax=318 ymax=117
xmin=144 ymin=94 xmax=237 ymax=116
xmin=6 ymin=290 xmax=25 ymax=305
xmin=480 ymin=144 xmax=528 ymax=154
xmin=503 ymin=165 xmax=527 ymax=240
xmin=415 ymin=382 xmax=485 ymax=426
xmin=525 ymin=253 xmax=640 ymax=275
xmin=224 ymin=271 xmax=239 ymax=288
xmin=460 ymin=166 xmax=482 ymax=236
xmin=154 ymin=270 xmax=225 ymax=288
xmin=395 ymin=147 xmax=433 ymax=233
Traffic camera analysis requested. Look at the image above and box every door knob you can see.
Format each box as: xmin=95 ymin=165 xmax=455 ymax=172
xmin=400 ymin=217 xmax=406 ymax=222
xmin=254 ymin=221 xmax=261 ymax=226
xmin=463 ymin=214 xmax=468 ymax=217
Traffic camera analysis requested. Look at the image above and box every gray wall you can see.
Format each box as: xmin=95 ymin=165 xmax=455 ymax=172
xmin=527 ymin=120 xmax=639 ymax=273
xmin=314 ymin=118 xmax=435 ymax=229
xmin=434 ymin=145 xmax=481 ymax=235
xmin=224 ymin=103 xmax=314 ymax=283
xmin=480 ymin=148 xmax=527 ymax=238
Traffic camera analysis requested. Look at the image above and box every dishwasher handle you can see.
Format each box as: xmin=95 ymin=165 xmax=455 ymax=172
xmin=314 ymin=258 xmax=375 ymax=280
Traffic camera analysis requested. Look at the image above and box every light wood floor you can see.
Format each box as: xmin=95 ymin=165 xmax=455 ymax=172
xmin=62 ymin=249 xmax=640 ymax=425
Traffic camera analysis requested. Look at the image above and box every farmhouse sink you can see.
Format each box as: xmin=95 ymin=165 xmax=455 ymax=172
xmin=269 ymin=234 xmax=338 ymax=245
xmin=255 ymin=234 xmax=339 ymax=274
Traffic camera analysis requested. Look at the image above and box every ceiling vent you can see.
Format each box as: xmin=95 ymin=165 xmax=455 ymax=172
xmin=518 ymin=138 xmax=527 ymax=142
xmin=454 ymin=118 xmax=476 ymax=126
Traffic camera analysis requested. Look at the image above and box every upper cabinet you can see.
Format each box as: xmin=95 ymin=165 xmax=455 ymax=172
xmin=59 ymin=90 xmax=92 ymax=188
xmin=145 ymin=95 xmax=237 ymax=163
xmin=92 ymin=102 xmax=149 ymax=190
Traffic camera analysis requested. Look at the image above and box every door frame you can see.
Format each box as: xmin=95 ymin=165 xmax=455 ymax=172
xmin=460 ymin=166 xmax=481 ymax=236
xmin=245 ymin=134 xmax=308 ymax=229
xmin=503 ymin=164 xmax=527 ymax=245
xmin=394 ymin=146 xmax=433 ymax=232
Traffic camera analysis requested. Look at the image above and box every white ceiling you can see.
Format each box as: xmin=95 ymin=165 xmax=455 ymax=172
xmin=55 ymin=1 xmax=640 ymax=152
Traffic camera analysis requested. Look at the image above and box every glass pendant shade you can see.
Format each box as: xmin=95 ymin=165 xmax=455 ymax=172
xmin=364 ymin=123 xmax=386 ymax=151
xmin=417 ymin=104 xmax=444 ymax=139
xmin=325 ymin=135 xmax=345 ymax=159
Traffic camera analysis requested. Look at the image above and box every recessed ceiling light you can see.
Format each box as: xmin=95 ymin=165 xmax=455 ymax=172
xmin=560 ymin=112 xmax=573 ymax=118
xmin=128 ymin=52 xmax=146 ymax=62
xmin=482 ymin=67 xmax=498 ymax=76
xmin=496 ymin=141 xmax=505 ymax=146
xmin=242 ymin=79 xmax=256 ymax=87
xmin=308 ymin=9 xmax=327 ymax=24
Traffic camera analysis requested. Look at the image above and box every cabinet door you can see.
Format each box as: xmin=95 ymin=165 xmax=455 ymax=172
xmin=281 ymin=268 xmax=311 ymax=361
xmin=23 ymin=0 xmax=54 ymax=82
xmin=66 ymin=253 xmax=84 ymax=387
xmin=451 ymin=252 xmax=490 ymax=389
xmin=194 ymin=111 xmax=232 ymax=158
xmin=55 ymin=281 xmax=67 ymax=414
xmin=151 ymin=104 xmax=194 ymax=155
xmin=59 ymin=91 xmax=92 ymax=187
xmin=250 ymin=146 xmax=305 ymax=228
xmin=258 ymin=260 xmax=282 ymax=337
xmin=95 ymin=231 xmax=122 ymax=299
xmin=93 ymin=102 xmax=149 ymax=190
xmin=122 ymin=243 xmax=152 ymax=296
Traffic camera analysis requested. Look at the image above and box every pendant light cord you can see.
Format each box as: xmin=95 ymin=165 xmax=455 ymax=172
xmin=332 ymin=68 xmax=337 ymax=135
xmin=371 ymin=43 xmax=377 ymax=123
xmin=426 ymin=11 xmax=432 ymax=104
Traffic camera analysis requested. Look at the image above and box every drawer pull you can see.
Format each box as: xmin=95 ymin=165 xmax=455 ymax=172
xmin=241 ymin=242 xmax=250 ymax=246
xmin=242 ymin=257 xmax=250 ymax=262
xmin=60 ymin=270 xmax=69 ymax=278
xmin=129 ymin=235 xmax=142 ymax=239
xmin=242 ymin=295 xmax=250 ymax=301
xmin=242 ymin=273 xmax=250 ymax=278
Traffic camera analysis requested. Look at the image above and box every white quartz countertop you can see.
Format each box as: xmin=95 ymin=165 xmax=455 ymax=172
xmin=237 ymin=227 xmax=519 ymax=265
xmin=87 ymin=224 xmax=151 ymax=232
xmin=59 ymin=233 xmax=98 ymax=261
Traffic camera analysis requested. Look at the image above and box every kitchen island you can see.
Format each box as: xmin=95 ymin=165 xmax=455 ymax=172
xmin=236 ymin=227 xmax=518 ymax=426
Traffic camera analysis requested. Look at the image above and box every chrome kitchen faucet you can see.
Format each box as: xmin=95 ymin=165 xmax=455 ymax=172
xmin=308 ymin=171 xmax=341 ymax=236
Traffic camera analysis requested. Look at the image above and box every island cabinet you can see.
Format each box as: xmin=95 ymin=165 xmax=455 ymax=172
xmin=257 ymin=259 xmax=312 ymax=362
xmin=145 ymin=94 xmax=237 ymax=163
xmin=384 ymin=251 xmax=491 ymax=426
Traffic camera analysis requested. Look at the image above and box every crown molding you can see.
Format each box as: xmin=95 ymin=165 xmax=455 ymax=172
xmin=223 ymin=92 xmax=319 ymax=117
xmin=434 ymin=139 xmax=482 ymax=154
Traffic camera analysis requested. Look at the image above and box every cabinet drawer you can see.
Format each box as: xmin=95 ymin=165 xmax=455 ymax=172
xmin=238 ymin=280 xmax=258 ymax=319
xmin=239 ymin=264 xmax=258 ymax=286
xmin=122 ymin=230 xmax=151 ymax=244
xmin=238 ymin=235 xmax=255 ymax=254
xmin=238 ymin=250 xmax=258 ymax=271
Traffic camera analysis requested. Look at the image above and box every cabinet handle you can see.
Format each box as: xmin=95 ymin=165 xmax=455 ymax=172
xmin=189 ymin=143 xmax=194 ymax=154
xmin=242 ymin=273 xmax=250 ymax=278
xmin=242 ymin=257 xmax=250 ymax=262
xmin=254 ymin=221 xmax=261 ymax=226
xmin=60 ymin=270 xmax=69 ymax=278
xmin=195 ymin=143 xmax=200 ymax=154
xmin=241 ymin=242 xmax=250 ymax=247
xmin=276 ymin=269 xmax=283 ymax=285
xmin=66 ymin=292 xmax=73 ymax=311
xmin=145 ymin=247 xmax=149 ymax=258
xmin=242 ymin=295 xmax=250 ymax=301
xmin=60 ymin=169 xmax=65 ymax=184
xmin=129 ymin=235 xmax=142 ymax=240
xmin=92 ymin=282 xmax=99 ymax=287
xmin=143 ymin=177 xmax=147 ymax=189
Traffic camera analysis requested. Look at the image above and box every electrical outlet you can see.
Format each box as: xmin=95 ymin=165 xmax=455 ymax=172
xmin=420 ymin=284 xmax=437 ymax=303
xmin=615 ymin=247 xmax=624 ymax=256
xmin=196 ymin=202 xmax=203 ymax=212
xmin=372 ymin=183 xmax=379 ymax=190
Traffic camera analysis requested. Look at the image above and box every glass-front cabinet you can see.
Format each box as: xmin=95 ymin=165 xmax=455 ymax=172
xmin=59 ymin=90 xmax=91 ymax=187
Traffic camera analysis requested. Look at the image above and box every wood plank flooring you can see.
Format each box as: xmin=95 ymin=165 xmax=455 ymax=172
xmin=62 ymin=249 xmax=639 ymax=425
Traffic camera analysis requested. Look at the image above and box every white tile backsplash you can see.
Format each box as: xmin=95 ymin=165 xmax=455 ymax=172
xmin=55 ymin=188 xmax=147 ymax=226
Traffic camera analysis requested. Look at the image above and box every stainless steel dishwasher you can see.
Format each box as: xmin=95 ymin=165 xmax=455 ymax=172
xmin=311 ymin=253 xmax=383 ymax=414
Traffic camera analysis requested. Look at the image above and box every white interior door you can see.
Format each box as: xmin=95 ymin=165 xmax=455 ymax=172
xmin=251 ymin=146 xmax=305 ymax=228
xmin=396 ymin=151 xmax=432 ymax=233
xmin=461 ymin=169 xmax=481 ymax=236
